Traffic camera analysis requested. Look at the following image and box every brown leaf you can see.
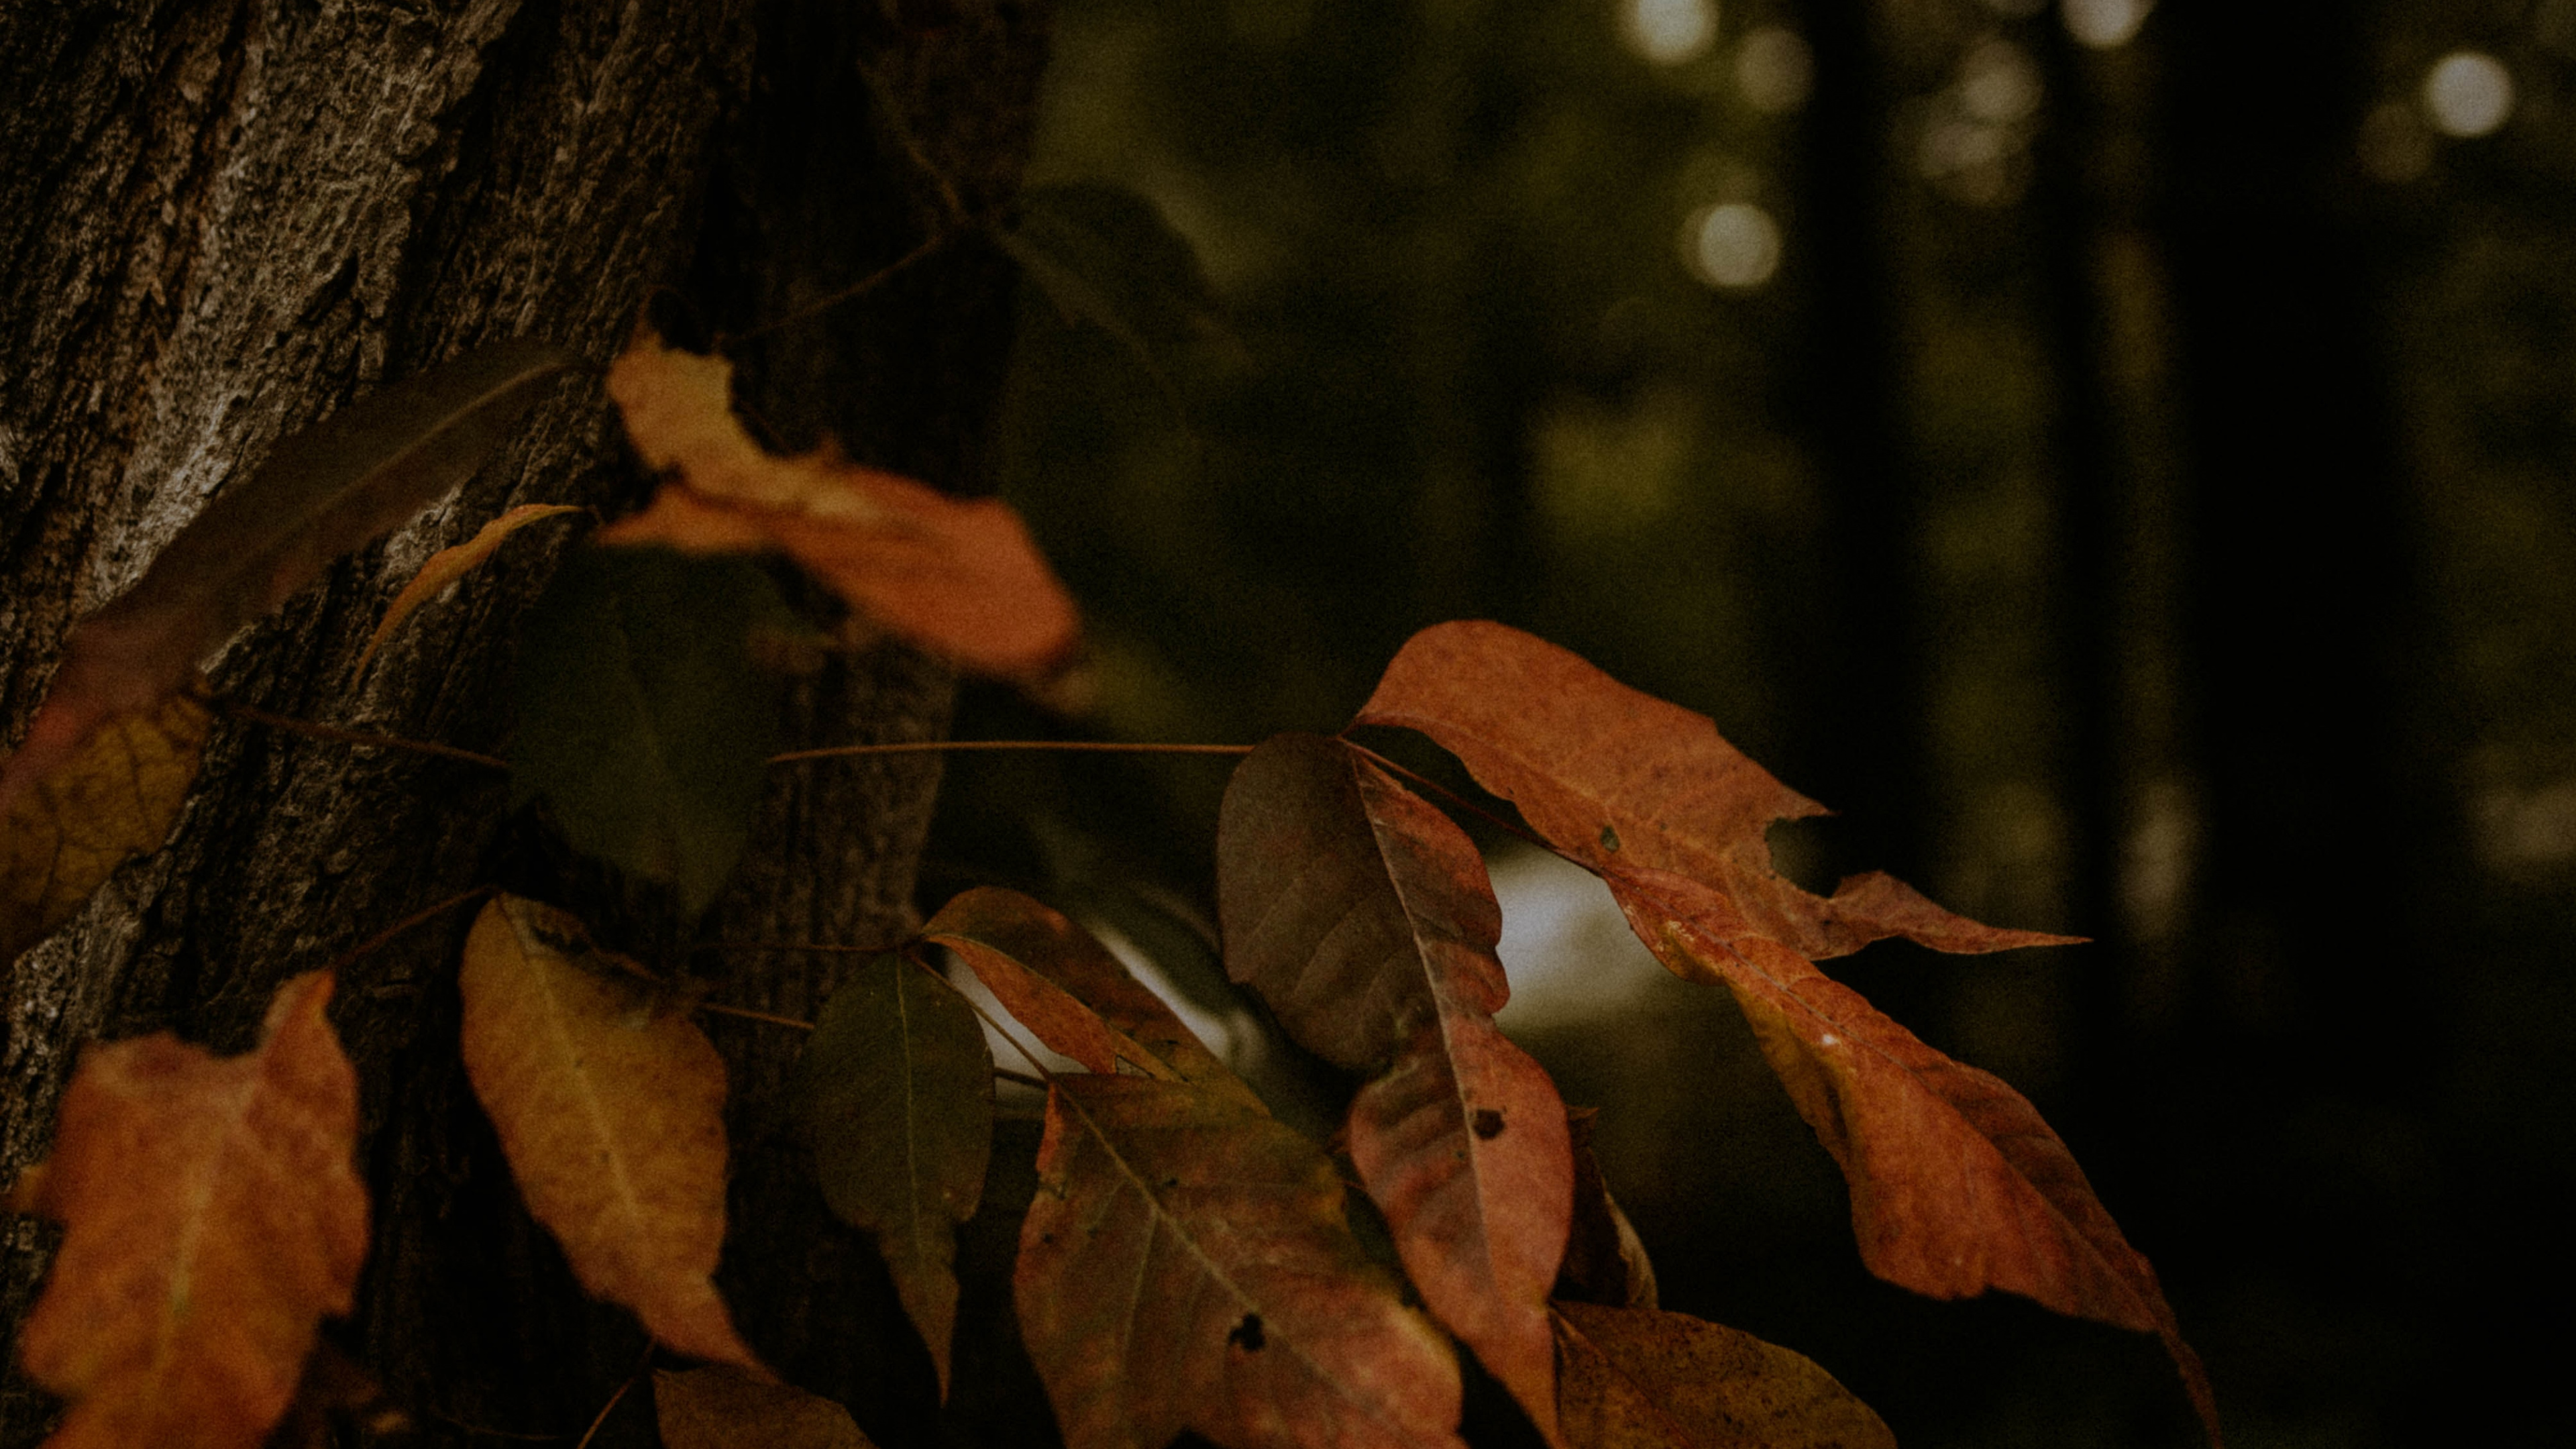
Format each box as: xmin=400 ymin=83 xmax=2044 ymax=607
xmin=1609 ymin=865 xmax=2219 ymax=1444
xmin=1551 ymin=1301 xmax=1892 ymax=1449
xmin=458 ymin=895 xmax=760 ymax=1371
xmin=1354 ymin=621 xmax=2079 ymax=960
xmin=796 ymin=953 xmax=993 ymax=1397
xmin=924 ymin=886 xmax=1261 ymax=1112
xmin=1554 ymin=1109 xmax=1657 ymax=1312
xmin=655 ymin=1366 xmax=877 ymax=1449
xmin=1218 ymin=734 xmax=1572 ymax=1440
xmin=598 ymin=331 xmax=1078 ymax=680
xmin=1016 ymin=1076 xmax=1464 ymax=1449
xmin=11 ymin=971 xmax=367 ymax=1449
xmin=1 ymin=690 xmax=210 ymax=971
xmin=356 ymin=502 xmax=582 ymax=674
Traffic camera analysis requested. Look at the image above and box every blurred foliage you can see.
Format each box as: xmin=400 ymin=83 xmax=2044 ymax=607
xmin=920 ymin=1 xmax=2576 ymax=1445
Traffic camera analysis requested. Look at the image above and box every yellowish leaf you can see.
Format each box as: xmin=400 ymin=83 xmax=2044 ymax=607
xmin=1 ymin=690 xmax=209 ymax=971
xmin=357 ymin=502 xmax=582 ymax=674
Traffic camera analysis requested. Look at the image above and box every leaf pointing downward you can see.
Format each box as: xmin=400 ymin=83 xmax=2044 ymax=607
xmin=796 ymin=953 xmax=993 ymax=1397
xmin=458 ymin=895 xmax=759 ymax=1371
xmin=358 ymin=502 xmax=582 ymax=674
xmin=1016 ymin=1076 xmax=1464 ymax=1449
xmin=1218 ymin=735 xmax=1572 ymax=1443
xmin=9 ymin=971 xmax=366 ymax=1449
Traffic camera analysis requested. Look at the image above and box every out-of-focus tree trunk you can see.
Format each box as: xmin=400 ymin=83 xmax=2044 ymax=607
xmin=0 ymin=3 xmax=1049 ymax=1444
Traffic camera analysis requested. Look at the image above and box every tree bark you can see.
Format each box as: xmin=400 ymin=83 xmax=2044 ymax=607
xmin=0 ymin=2 xmax=1049 ymax=1444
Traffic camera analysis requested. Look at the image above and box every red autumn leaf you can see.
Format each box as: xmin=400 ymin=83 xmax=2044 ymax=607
xmin=1354 ymin=621 xmax=2078 ymax=961
xmin=655 ymin=1366 xmax=877 ymax=1449
xmin=7 ymin=971 xmax=367 ymax=1449
xmin=457 ymin=895 xmax=761 ymax=1371
xmin=356 ymin=501 xmax=583 ymax=674
xmin=923 ymin=886 xmax=1263 ymax=1112
xmin=0 ymin=690 xmax=211 ymax=972
xmin=1218 ymin=734 xmax=1572 ymax=1442
xmin=1016 ymin=1075 xmax=1463 ymax=1449
xmin=1551 ymin=1301 xmax=1893 ymax=1449
xmin=598 ymin=331 xmax=1078 ymax=681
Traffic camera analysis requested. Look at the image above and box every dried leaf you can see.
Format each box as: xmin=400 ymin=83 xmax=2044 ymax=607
xmin=11 ymin=971 xmax=366 ymax=1449
xmin=924 ymin=886 xmax=1260 ymax=1112
xmin=796 ymin=953 xmax=994 ymax=1397
xmin=458 ymin=895 xmax=759 ymax=1371
xmin=655 ymin=1366 xmax=875 ymax=1449
xmin=599 ymin=331 xmax=1078 ymax=680
xmin=1551 ymin=1301 xmax=1892 ymax=1449
xmin=1 ymin=691 xmax=210 ymax=971
xmin=509 ymin=547 xmax=787 ymax=914
xmin=1354 ymin=621 xmax=2078 ymax=961
xmin=357 ymin=502 xmax=582 ymax=674
xmin=1609 ymin=864 xmax=2218 ymax=1444
xmin=1218 ymin=734 xmax=1572 ymax=1440
xmin=1016 ymin=1076 xmax=1464 ymax=1449
xmin=1554 ymin=1109 xmax=1657 ymax=1312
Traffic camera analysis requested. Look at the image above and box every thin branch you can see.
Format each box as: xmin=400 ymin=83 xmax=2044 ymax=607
xmin=693 ymin=939 xmax=904 ymax=956
xmin=771 ymin=739 xmax=1254 ymax=765
xmin=723 ymin=230 xmax=952 ymax=347
xmin=218 ymin=698 xmax=508 ymax=771
xmin=571 ymin=1344 xmax=653 ymax=1449
xmin=323 ymin=886 xmax=496 ymax=977
xmin=696 ymin=1001 xmax=815 ymax=1032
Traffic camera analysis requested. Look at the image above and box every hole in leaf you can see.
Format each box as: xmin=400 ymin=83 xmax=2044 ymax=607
xmin=1599 ymin=824 xmax=1621 ymax=852
xmin=1471 ymin=1108 xmax=1506 ymax=1139
xmin=1228 ymin=1313 xmax=1266 ymax=1352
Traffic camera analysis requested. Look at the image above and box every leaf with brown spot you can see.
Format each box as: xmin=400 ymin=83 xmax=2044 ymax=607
xmin=9 ymin=971 xmax=367 ymax=1449
xmin=1016 ymin=1075 xmax=1464 ymax=1449
xmin=1608 ymin=865 xmax=2219 ymax=1444
xmin=1354 ymin=621 xmax=2079 ymax=960
xmin=458 ymin=894 xmax=759 ymax=1371
xmin=356 ymin=502 xmax=582 ymax=674
xmin=924 ymin=886 xmax=1260 ymax=1112
xmin=655 ymin=1366 xmax=877 ymax=1449
xmin=796 ymin=952 xmax=993 ymax=1397
xmin=1553 ymin=1109 xmax=1657 ymax=1311
xmin=598 ymin=331 xmax=1078 ymax=681
xmin=1218 ymin=734 xmax=1572 ymax=1441
xmin=1 ymin=690 xmax=210 ymax=971
xmin=1552 ymin=1301 xmax=1892 ymax=1449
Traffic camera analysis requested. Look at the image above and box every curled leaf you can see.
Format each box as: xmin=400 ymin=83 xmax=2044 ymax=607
xmin=1 ymin=690 xmax=210 ymax=971
xmin=1552 ymin=1301 xmax=1892 ymax=1449
xmin=11 ymin=971 xmax=366 ymax=1449
xmin=357 ymin=502 xmax=582 ymax=674
xmin=1554 ymin=1108 xmax=1658 ymax=1311
xmin=796 ymin=953 xmax=994 ymax=1396
xmin=600 ymin=331 xmax=1078 ymax=681
xmin=1218 ymin=735 xmax=1572 ymax=1440
xmin=458 ymin=895 xmax=760 ymax=1371
xmin=655 ymin=1366 xmax=876 ymax=1449
xmin=1016 ymin=1076 xmax=1464 ymax=1449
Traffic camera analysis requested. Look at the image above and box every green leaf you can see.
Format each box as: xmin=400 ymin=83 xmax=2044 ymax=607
xmin=999 ymin=183 xmax=1236 ymax=398
xmin=795 ymin=952 xmax=994 ymax=1398
xmin=509 ymin=547 xmax=786 ymax=913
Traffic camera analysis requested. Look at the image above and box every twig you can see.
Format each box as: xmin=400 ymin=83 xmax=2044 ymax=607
xmin=693 ymin=939 xmax=905 ymax=956
xmin=771 ymin=739 xmax=1254 ymax=765
xmin=218 ymin=698 xmax=508 ymax=771
xmin=723 ymin=231 xmax=953 ymax=347
xmin=323 ymin=886 xmax=496 ymax=976
xmin=571 ymin=1344 xmax=653 ymax=1449
xmin=696 ymin=1001 xmax=815 ymax=1032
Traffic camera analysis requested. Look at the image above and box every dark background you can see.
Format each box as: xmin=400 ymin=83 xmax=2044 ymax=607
xmin=922 ymin=2 xmax=2574 ymax=1446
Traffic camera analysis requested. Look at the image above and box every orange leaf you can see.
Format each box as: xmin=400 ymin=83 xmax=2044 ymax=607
xmin=1016 ymin=1076 xmax=1464 ymax=1449
xmin=924 ymin=886 xmax=1261 ymax=1112
xmin=458 ymin=895 xmax=760 ymax=1371
xmin=1218 ymin=735 xmax=1572 ymax=1441
xmin=1 ymin=690 xmax=210 ymax=971
xmin=9 ymin=971 xmax=366 ymax=1449
xmin=1609 ymin=865 xmax=2219 ymax=1444
xmin=655 ymin=1366 xmax=877 ymax=1449
xmin=357 ymin=502 xmax=582 ymax=674
xmin=1354 ymin=621 xmax=2078 ymax=960
xmin=599 ymin=331 xmax=1079 ymax=680
xmin=1551 ymin=1301 xmax=1892 ymax=1449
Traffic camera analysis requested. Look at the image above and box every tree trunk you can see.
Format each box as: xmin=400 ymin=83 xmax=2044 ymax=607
xmin=0 ymin=3 xmax=1050 ymax=1444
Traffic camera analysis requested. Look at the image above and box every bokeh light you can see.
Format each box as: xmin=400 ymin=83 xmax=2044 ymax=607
xmin=1621 ymin=0 xmax=1718 ymax=67
xmin=1735 ymin=27 xmax=1813 ymax=114
xmin=2422 ymin=50 xmax=2516 ymax=138
xmin=1684 ymin=201 xmax=1782 ymax=288
xmin=2063 ymin=0 xmax=2155 ymax=50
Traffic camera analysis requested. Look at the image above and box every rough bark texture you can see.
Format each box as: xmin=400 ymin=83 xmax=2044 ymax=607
xmin=0 ymin=2 xmax=1049 ymax=1444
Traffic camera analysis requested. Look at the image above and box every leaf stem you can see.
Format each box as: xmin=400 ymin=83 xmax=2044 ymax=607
xmin=217 ymin=698 xmax=508 ymax=771
xmin=323 ymin=885 xmax=496 ymax=977
xmin=771 ymin=739 xmax=1254 ymax=765
xmin=570 ymin=1342 xmax=652 ymax=1449
xmin=695 ymin=1001 xmax=816 ymax=1032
